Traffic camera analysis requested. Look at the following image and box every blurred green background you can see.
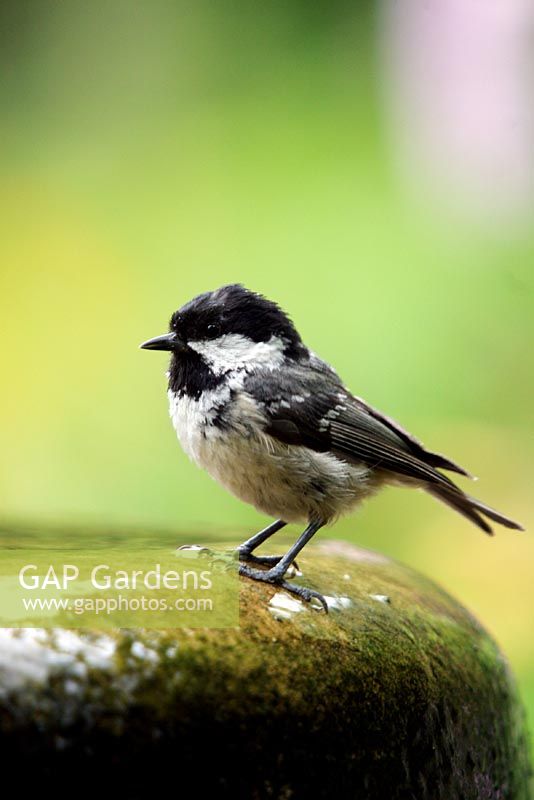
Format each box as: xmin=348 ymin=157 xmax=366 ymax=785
xmin=1 ymin=1 xmax=533 ymax=750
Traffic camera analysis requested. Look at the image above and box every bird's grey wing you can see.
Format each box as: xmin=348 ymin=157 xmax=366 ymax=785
xmin=243 ymin=365 xmax=465 ymax=490
xmin=310 ymin=352 xmax=473 ymax=478
xmin=245 ymin=363 xmax=520 ymax=534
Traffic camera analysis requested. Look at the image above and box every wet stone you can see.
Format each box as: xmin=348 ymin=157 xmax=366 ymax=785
xmin=0 ymin=539 xmax=531 ymax=799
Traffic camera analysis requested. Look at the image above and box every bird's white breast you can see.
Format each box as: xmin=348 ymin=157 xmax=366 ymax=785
xmin=167 ymin=384 xmax=378 ymax=524
xmin=167 ymin=385 xmax=233 ymax=466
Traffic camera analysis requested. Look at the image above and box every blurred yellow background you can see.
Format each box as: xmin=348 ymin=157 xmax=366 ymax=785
xmin=1 ymin=1 xmax=532 ymax=748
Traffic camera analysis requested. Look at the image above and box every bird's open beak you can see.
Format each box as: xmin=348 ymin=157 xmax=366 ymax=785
xmin=139 ymin=332 xmax=187 ymax=352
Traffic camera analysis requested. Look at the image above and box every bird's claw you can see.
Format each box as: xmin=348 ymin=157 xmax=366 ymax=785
xmin=238 ymin=550 xmax=299 ymax=571
xmin=279 ymin=580 xmax=329 ymax=613
xmin=239 ymin=563 xmax=328 ymax=613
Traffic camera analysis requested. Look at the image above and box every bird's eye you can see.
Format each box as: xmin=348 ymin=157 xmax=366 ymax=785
xmin=206 ymin=323 xmax=221 ymax=339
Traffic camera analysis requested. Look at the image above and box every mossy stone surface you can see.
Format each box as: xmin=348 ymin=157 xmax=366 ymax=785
xmin=0 ymin=539 xmax=531 ymax=799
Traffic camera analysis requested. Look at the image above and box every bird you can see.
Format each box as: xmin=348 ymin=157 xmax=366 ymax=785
xmin=140 ymin=283 xmax=523 ymax=611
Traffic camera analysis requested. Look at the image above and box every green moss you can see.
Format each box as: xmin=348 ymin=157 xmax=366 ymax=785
xmin=0 ymin=540 xmax=531 ymax=799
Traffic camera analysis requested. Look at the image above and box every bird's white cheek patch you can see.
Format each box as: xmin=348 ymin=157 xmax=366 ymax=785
xmin=188 ymin=334 xmax=286 ymax=374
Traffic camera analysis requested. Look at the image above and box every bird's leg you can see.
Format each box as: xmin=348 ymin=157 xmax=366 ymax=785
xmin=237 ymin=520 xmax=291 ymax=567
xmin=239 ymin=520 xmax=328 ymax=611
xmin=239 ymin=520 xmax=321 ymax=580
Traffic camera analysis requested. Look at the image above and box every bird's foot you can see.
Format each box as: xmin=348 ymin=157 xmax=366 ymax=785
xmin=278 ymin=580 xmax=329 ymax=613
xmin=237 ymin=549 xmax=299 ymax=571
xmin=239 ymin=563 xmax=328 ymax=613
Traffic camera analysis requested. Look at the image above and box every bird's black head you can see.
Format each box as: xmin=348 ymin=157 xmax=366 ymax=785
xmin=140 ymin=284 xmax=305 ymax=397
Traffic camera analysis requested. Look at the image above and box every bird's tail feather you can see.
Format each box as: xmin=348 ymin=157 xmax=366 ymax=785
xmin=427 ymin=484 xmax=524 ymax=536
xmin=422 ymin=450 xmax=474 ymax=478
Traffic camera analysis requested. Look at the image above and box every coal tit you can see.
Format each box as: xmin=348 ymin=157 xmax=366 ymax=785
xmin=141 ymin=284 xmax=523 ymax=610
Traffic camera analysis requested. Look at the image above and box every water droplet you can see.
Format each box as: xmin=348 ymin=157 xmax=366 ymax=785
xmin=369 ymin=594 xmax=391 ymax=605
